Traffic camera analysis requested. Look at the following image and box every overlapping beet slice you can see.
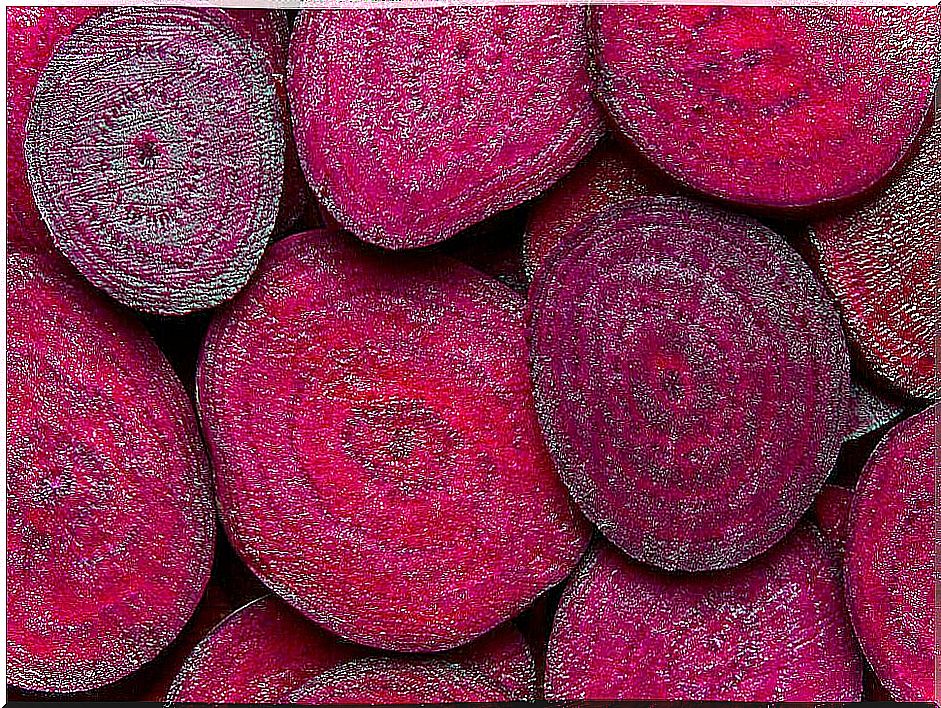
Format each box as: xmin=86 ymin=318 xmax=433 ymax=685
xmin=591 ymin=7 xmax=940 ymax=209
xmin=288 ymin=7 xmax=603 ymax=249
xmin=25 ymin=7 xmax=284 ymax=315
xmin=198 ymin=229 xmax=589 ymax=651
xmin=812 ymin=116 xmax=939 ymax=399
xmin=7 ymin=247 xmax=215 ymax=693
xmin=546 ymin=526 xmax=863 ymax=700
xmin=845 ymin=405 xmax=936 ymax=701
xmin=812 ymin=484 xmax=854 ymax=554
xmin=528 ymin=197 xmax=851 ymax=571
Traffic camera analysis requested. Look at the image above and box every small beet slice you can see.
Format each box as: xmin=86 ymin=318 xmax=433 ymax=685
xmin=528 ymin=197 xmax=851 ymax=571
xmin=811 ymin=116 xmax=940 ymax=399
xmin=812 ymin=484 xmax=854 ymax=554
xmin=289 ymin=7 xmax=603 ymax=249
xmin=198 ymin=230 xmax=589 ymax=651
xmin=591 ymin=7 xmax=940 ymax=209
xmin=844 ymin=405 xmax=937 ymax=701
xmin=445 ymin=622 xmax=537 ymax=700
xmin=25 ymin=7 xmax=283 ymax=315
xmin=546 ymin=526 xmax=863 ymax=700
xmin=7 ymin=248 xmax=215 ymax=693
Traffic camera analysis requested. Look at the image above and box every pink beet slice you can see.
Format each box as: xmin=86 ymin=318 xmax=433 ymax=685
xmin=811 ymin=116 xmax=940 ymax=399
xmin=591 ymin=7 xmax=940 ymax=210
xmin=288 ymin=658 xmax=508 ymax=705
xmin=844 ymin=405 xmax=937 ymax=701
xmin=198 ymin=229 xmax=589 ymax=651
xmin=289 ymin=7 xmax=603 ymax=249
xmin=528 ymin=197 xmax=851 ymax=571
xmin=812 ymin=484 xmax=854 ymax=554
xmin=7 ymin=248 xmax=215 ymax=693
xmin=546 ymin=526 xmax=863 ymax=700
xmin=25 ymin=7 xmax=284 ymax=315
xmin=444 ymin=622 xmax=537 ymax=700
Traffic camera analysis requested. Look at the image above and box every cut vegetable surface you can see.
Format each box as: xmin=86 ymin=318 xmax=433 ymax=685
xmin=845 ymin=405 xmax=937 ymax=701
xmin=289 ymin=7 xmax=603 ymax=249
xmin=7 ymin=248 xmax=215 ymax=693
xmin=528 ymin=197 xmax=851 ymax=571
xmin=199 ymin=230 xmax=589 ymax=651
xmin=592 ymin=6 xmax=940 ymax=209
xmin=812 ymin=484 xmax=854 ymax=553
xmin=546 ymin=526 xmax=863 ymax=700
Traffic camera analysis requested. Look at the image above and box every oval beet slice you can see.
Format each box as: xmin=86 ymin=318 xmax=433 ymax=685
xmin=812 ymin=484 xmax=854 ymax=554
xmin=289 ymin=7 xmax=603 ymax=249
xmin=25 ymin=7 xmax=283 ymax=315
xmin=546 ymin=526 xmax=862 ymax=700
xmin=7 ymin=248 xmax=215 ymax=693
xmin=528 ymin=197 xmax=851 ymax=571
xmin=812 ymin=116 xmax=939 ymax=399
xmin=845 ymin=405 xmax=936 ymax=701
xmin=198 ymin=229 xmax=589 ymax=651
xmin=591 ymin=7 xmax=940 ymax=209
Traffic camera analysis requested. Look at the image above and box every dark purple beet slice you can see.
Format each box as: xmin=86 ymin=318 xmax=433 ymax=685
xmin=7 ymin=248 xmax=215 ymax=693
xmin=591 ymin=7 xmax=940 ymax=210
xmin=845 ymin=405 xmax=936 ymax=701
xmin=811 ymin=115 xmax=940 ymax=399
xmin=527 ymin=197 xmax=851 ymax=571
xmin=812 ymin=484 xmax=854 ymax=554
xmin=546 ymin=526 xmax=863 ymax=700
xmin=25 ymin=7 xmax=284 ymax=315
xmin=198 ymin=229 xmax=589 ymax=651
xmin=288 ymin=7 xmax=603 ymax=249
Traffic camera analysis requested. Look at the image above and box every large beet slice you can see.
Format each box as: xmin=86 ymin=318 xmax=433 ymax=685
xmin=528 ymin=197 xmax=851 ymax=571
xmin=591 ymin=7 xmax=940 ymax=209
xmin=198 ymin=230 xmax=589 ymax=651
xmin=7 ymin=248 xmax=215 ymax=693
xmin=811 ymin=116 xmax=940 ymax=399
xmin=546 ymin=526 xmax=862 ymax=700
xmin=288 ymin=7 xmax=603 ymax=249
xmin=25 ymin=7 xmax=283 ymax=315
xmin=844 ymin=405 xmax=937 ymax=701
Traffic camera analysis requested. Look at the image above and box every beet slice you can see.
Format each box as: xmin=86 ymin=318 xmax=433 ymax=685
xmin=25 ymin=7 xmax=283 ymax=315
xmin=811 ymin=116 xmax=940 ymax=399
xmin=591 ymin=7 xmax=940 ymax=209
xmin=546 ymin=526 xmax=863 ymax=700
xmin=844 ymin=405 xmax=936 ymax=701
xmin=527 ymin=197 xmax=851 ymax=571
xmin=444 ymin=622 xmax=537 ymax=700
xmin=288 ymin=7 xmax=603 ymax=249
xmin=812 ymin=484 xmax=854 ymax=554
xmin=198 ymin=229 xmax=589 ymax=651
xmin=7 ymin=248 xmax=215 ymax=693
xmin=288 ymin=658 xmax=508 ymax=704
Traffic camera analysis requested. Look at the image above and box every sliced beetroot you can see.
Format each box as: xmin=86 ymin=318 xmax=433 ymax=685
xmin=25 ymin=7 xmax=283 ymax=315
xmin=198 ymin=230 xmax=589 ymax=651
xmin=546 ymin=526 xmax=863 ymax=700
xmin=528 ymin=197 xmax=851 ymax=571
xmin=591 ymin=7 xmax=940 ymax=209
xmin=7 ymin=248 xmax=215 ymax=693
xmin=288 ymin=7 xmax=603 ymax=249
xmin=812 ymin=484 xmax=854 ymax=554
xmin=844 ymin=405 xmax=937 ymax=701
xmin=811 ymin=116 xmax=940 ymax=399
xmin=445 ymin=622 xmax=537 ymax=700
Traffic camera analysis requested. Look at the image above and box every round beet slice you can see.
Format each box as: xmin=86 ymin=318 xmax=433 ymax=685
xmin=289 ymin=658 xmax=508 ymax=704
xmin=546 ymin=526 xmax=863 ymax=700
xmin=198 ymin=229 xmax=589 ymax=651
xmin=7 ymin=248 xmax=215 ymax=693
xmin=289 ymin=7 xmax=603 ymax=249
xmin=845 ymin=405 xmax=937 ymax=701
xmin=591 ymin=7 xmax=940 ymax=210
xmin=811 ymin=116 xmax=940 ymax=399
xmin=812 ymin=484 xmax=854 ymax=554
xmin=528 ymin=197 xmax=851 ymax=571
xmin=25 ymin=7 xmax=283 ymax=315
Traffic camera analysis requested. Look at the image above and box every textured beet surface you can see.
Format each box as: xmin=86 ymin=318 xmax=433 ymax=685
xmin=845 ymin=405 xmax=936 ymax=701
xmin=25 ymin=7 xmax=284 ymax=315
xmin=812 ymin=484 xmax=854 ymax=554
xmin=7 ymin=248 xmax=215 ymax=693
xmin=812 ymin=116 xmax=940 ymax=399
xmin=289 ymin=7 xmax=603 ymax=249
xmin=198 ymin=229 xmax=589 ymax=651
xmin=546 ymin=526 xmax=863 ymax=700
xmin=528 ymin=197 xmax=851 ymax=571
xmin=592 ymin=7 xmax=940 ymax=209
